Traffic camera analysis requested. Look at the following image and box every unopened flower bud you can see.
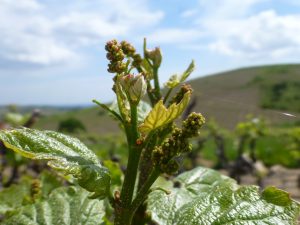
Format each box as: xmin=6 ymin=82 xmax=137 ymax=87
xmin=121 ymin=41 xmax=136 ymax=57
xmin=119 ymin=74 xmax=147 ymax=104
xmin=105 ymin=39 xmax=126 ymax=74
xmin=132 ymin=53 xmax=143 ymax=69
xmin=145 ymin=47 xmax=162 ymax=68
xmin=182 ymin=112 xmax=205 ymax=137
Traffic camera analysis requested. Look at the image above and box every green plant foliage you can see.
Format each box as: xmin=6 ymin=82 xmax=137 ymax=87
xmin=147 ymin=167 xmax=300 ymax=225
xmin=0 ymin=128 xmax=110 ymax=199
xmin=103 ymin=160 xmax=123 ymax=187
xmin=0 ymin=172 xmax=63 ymax=216
xmin=241 ymin=65 xmax=300 ymax=123
xmin=1 ymin=186 xmax=105 ymax=225
xmin=4 ymin=113 xmax=30 ymax=127
xmin=0 ymin=178 xmax=31 ymax=215
xmin=58 ymin=117 xmax=86 ymax=133
xmin=39 ymin=170 xmax=64 ymax=198
xmin=139 ymin=92 xmax=191 ymax=134
xmin=261 ymin=81 xmax=300 ymax=112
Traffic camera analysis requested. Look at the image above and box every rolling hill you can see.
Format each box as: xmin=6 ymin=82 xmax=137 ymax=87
xmin=186 ymin=64 xmax=300 ymax=129
xmin=33 ymin=64 xmax=300 ymax=133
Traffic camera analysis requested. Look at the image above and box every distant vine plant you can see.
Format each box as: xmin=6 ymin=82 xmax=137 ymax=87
xmin=0 ymin=39 xmax=299 ymax=225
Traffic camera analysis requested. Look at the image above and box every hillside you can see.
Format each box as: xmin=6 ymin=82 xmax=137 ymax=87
xmin=186 ymin=64 xmax=300 ymax=129
xmin=33 ymin=64 xmax=300 ymax=133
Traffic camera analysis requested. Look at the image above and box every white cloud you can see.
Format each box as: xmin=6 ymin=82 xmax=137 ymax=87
xmin=0 ymin=0 xmax=163 ymax=69
xmin=149 ymin=0 xmax=300 ymax=63
xmin=0 ymin=0 xmax=73 ymax=68
xmin=147 ymin=28 xmax=204 ymax=44
xmin=197 ymin=0 xmax=266 ymax=19
xmin=206 ymin=10 xmax=300 ymax=59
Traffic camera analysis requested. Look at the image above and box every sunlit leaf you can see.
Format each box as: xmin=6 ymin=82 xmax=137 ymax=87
xmin=1 ymin=186 xmax=105 ymax=225
xmin=147 ymin=167 xmax=300 ymax=225
xmin=0 ymin=128 xmax=111 ymax=199
xmin=139 ymin=92 xmax=191 ymax=134
xmin=0 ymin=173 xmax=63 ymax=215
xmin=0 ymin=178 xmax=31 ymax=215
xmin=39 ymin=170 xmax=64 ymax=198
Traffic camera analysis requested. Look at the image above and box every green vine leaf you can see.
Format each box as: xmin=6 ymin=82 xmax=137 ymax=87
xmin=0 ymin=128 xmax=111 ymax=199
xmin=165 ymin=60 xmax=195 ymax=88
xmin=0 ymin=172 xmax=63 ymax=216
xmin=262 ymin=186 xmax=292 ymax=207
xmin=0 ymin=178 xmax=31 ymax=215
xmin=147 ymin=167 xmax=300 ymax=225
xmin=139 ymin=92 xmax=191 ymax=134
xmin=1 ymin=186 xmax=105 ymax=225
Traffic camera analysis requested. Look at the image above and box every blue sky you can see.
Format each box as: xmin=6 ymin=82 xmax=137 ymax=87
xmin=0 ymin=0 xmax=300 ymax=105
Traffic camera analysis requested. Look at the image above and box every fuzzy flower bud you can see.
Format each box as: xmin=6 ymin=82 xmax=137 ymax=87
xmin=105 ymin=40 xmax=126 ymax=74
xmin=152 ymin=127 xmax=192 ymax=174
xmin=145 ymin=47 xmax=162 ymax=68
xmin=182 ymin=112 xmax=205 ymax=137
xmin=121 ymin=41 xmax=136 ymax=57
xmin=119 ymin=74 xmax=147 ymax=104
xmin=132 ymin=53 xmax=143 ymax=69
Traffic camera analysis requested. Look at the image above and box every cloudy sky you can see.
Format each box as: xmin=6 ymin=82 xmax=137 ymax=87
xmin=0 ymin=0 xmax=300 ymax=105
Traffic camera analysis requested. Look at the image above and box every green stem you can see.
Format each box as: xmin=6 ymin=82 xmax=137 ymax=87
xmin=130 ymin=167 xmax=160 ymax=216
xmin=163 ymin=88 xmax=174 ymax=104
xmin=153 ymin=67 xmax=161 ymax=100
xmin=115 ymin=104 xmax=142 ymax=225
xmin=120 ymin=104 xmax=140 ymax=207
xmin=146 ymin=80 xmax=156 ymax=107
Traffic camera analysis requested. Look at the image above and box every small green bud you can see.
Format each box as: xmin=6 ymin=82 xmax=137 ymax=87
xmin=132 ymin=53 xmax=143 ymax=69
xmin=121 ymin=41 xmax=136 ymax=57
xmin=145 ymin=47 xmax=162 ymax=68
xmin=105 ymin=39 xmax=118 ymax=51
xmin=182 ymin=112 xmax=205 ymax=137
xmin=119 ymin=74 xmax=147 ymax=104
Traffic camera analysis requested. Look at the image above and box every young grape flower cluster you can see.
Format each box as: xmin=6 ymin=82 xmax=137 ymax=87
xmin=153 ymin=113 xmax=205 ymax=174
xmin=105 ymin=40 xmax=126 ymax=74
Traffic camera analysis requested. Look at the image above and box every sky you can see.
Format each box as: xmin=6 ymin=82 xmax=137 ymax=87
xmin=0 ymin=0 xmax=300 ymax=105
